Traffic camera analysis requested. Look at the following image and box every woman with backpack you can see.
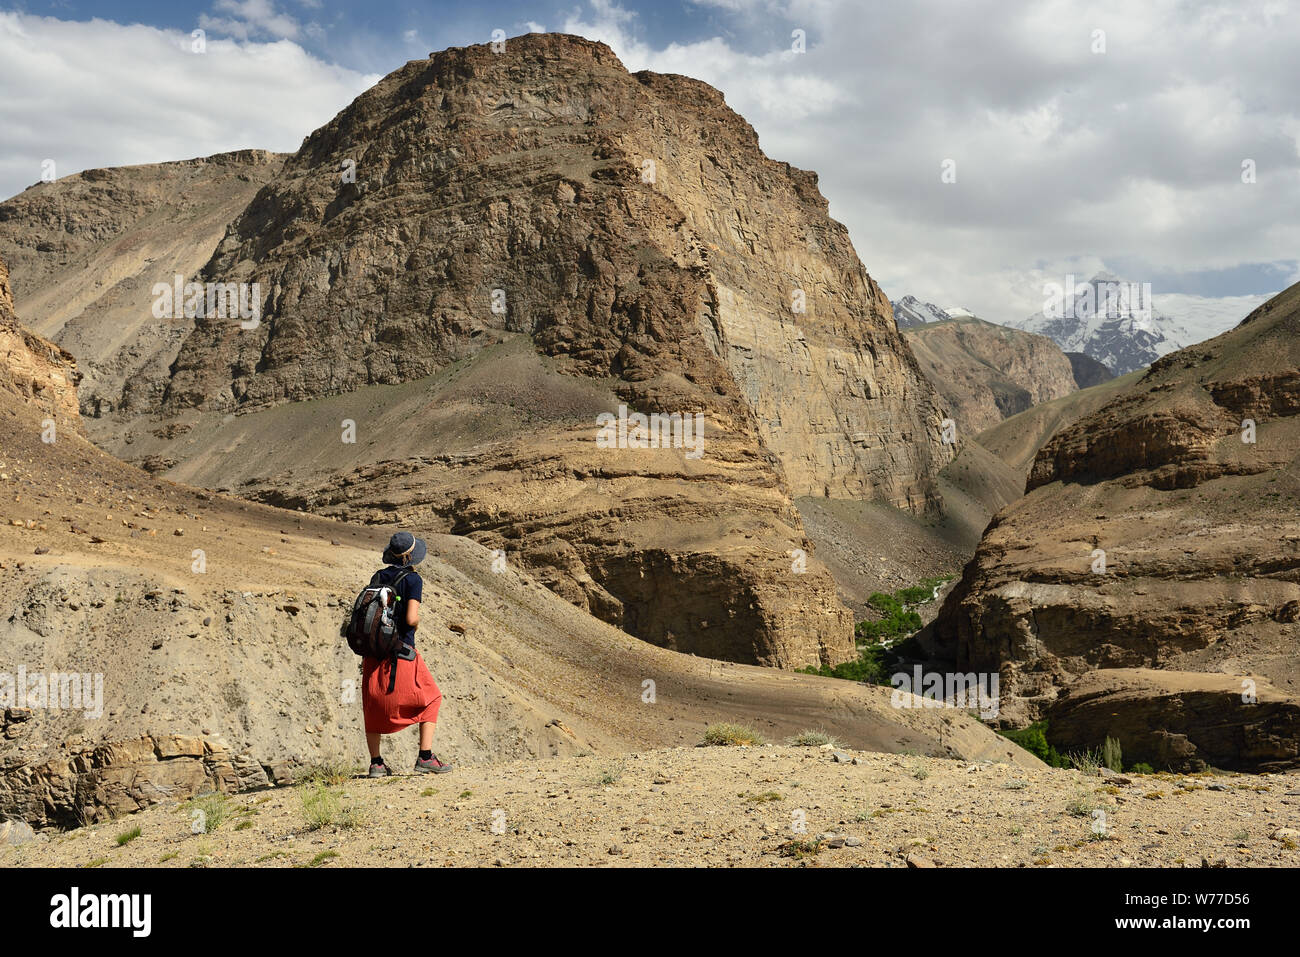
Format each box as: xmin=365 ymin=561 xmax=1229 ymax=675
xmin=358 ymin=531 xmax=454 ymax=776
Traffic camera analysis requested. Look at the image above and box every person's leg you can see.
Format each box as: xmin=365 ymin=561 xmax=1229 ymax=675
xmin=418 ymin=722 xmax=435 ymax=751
xmin=366 ymin=730 xmax=391 ymax=776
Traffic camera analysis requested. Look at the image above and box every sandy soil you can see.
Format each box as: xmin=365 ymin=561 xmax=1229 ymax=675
xmin=7 ymin=745 xmax=1298 ymax=868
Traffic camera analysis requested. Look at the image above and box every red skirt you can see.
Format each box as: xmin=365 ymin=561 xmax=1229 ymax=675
xmin=362 ymin=649 xmax=442 ymax=733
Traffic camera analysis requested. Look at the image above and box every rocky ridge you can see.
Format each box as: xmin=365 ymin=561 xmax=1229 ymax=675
xmin=0 ymin=150 xmax=285 ymax=419
xmin=931 ymin=283 xmax=1300 ymax=771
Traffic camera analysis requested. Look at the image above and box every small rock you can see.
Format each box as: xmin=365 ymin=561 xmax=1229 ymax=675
xmin=831 ymin=751 xmax=852 ymax=763
xmin=0 ymin=820 xmax=36 ymax=846
xmin=906 ymin=853 xmax=935 ymax=868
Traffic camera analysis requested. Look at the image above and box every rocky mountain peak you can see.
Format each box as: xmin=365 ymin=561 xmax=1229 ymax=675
xmin=162 ymin=33 xmax=950 ymax=509
xmin=0 ymin=35 xmax=963 ymax=667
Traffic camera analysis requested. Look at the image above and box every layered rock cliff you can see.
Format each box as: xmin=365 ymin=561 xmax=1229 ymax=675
xmin=931 ymin=283 xmax=1300 ymax=770
xmin=159 ymin=35 xmax=949 ymax=509
xmin=0 ymin=254 xmax=80 ymax=431
xmin=17 ymin=34 xmax=953 ymax=667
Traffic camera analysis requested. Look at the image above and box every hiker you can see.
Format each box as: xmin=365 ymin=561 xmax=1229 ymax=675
xmin=355 ymin=531 xmax=454 ymax=776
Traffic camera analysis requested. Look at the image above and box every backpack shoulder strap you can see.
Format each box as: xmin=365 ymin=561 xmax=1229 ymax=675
xmin=391 ymin=567 xmax=414 ymax=591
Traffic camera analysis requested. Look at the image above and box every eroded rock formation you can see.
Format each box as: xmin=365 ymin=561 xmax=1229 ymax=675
xmin=932 ymin=284 xmax=1300 ymax=769
xmin=8 ymin=35 xmax=953 ymax=666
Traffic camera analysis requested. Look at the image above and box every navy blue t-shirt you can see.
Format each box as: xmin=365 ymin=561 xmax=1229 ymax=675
xmin=374 ymin=565 xmax=423 ymax=646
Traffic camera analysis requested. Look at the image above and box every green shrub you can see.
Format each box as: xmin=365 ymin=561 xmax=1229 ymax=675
xmin=1101 ymin=736 xmax=1123 ymax=773
xmin=184 ymin=793 xmax=230 ymax=834
xmin=1065 ymin=791 xmax=1099 ymax=817
xmin=997 ymin=721 xmax=1070 ymax=768
xmin=296 ymin=759 xmax=356 ymax=787
xmin=798 ymin=577 xmax=953 ymax=687
xmin=856 ymin=593 xmax=922 ymax=643
xmin=115 ymin=826 xmax=141 ymax=847
xmin=798 ymin=644 xmax=893 ymax=685
xmin=776 ymin=838 xmax=823 ymax=859
xmin=1070 ymin=749 xmax=1103 ymax=776
xmin=300 ymin=784 xmax=365 ymax=831
xmin=1128 ymin=762 xmax=1156 ymax=775
xmin=867 ymin=592 xmax=904 ymax=616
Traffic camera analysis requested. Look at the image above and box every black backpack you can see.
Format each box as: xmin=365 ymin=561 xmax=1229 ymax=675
xmin=345 ymin=568 xmax=413 ymax=679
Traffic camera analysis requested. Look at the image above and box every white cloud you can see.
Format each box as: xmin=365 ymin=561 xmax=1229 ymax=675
xmin=561 ymin=8 xmax=841 ymax=120
xmin=0 ymin=12 xmax=379 ymax=200
xmin=562 ymin=0 xmax=1300 ymax=324
xmin=200 ymin=0 xmax=303 ymax=41
xmin=1 ymin=0 xmax=1295 ymax=334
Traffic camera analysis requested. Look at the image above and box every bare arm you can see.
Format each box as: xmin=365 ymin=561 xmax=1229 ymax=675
xmin=405 ymin=598 xmax=421 ymax=629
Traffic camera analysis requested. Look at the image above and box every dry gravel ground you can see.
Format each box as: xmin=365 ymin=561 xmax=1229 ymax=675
xmin=6 ymin=745 xmax=1299 ymax=869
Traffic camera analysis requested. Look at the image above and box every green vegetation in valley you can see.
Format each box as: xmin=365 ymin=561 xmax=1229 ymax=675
xmin=996 ymin=721 xmax=1070 ymax=768
xmin=797 ymin=577 xmax=952 ymax=686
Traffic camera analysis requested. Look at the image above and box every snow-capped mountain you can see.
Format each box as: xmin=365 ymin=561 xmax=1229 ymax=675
xmin=1010 ymin=273 xmax=1192 ymax=375
xmin=892 ymin=295 xmax=952 ymax=328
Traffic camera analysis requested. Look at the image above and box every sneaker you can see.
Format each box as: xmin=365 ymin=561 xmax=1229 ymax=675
xmin=414 ymin=755 xmax=453 ymax=774
xmin=368 ymin=761 xmax=392 ymax=778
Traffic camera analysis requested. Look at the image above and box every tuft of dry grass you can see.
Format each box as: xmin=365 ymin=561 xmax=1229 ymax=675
xmin=702 ymin=723 xmax=765 ymax=747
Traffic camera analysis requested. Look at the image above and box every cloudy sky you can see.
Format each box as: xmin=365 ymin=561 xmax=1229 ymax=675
xmin=1 ymin=0 xmax=1296 ymax=328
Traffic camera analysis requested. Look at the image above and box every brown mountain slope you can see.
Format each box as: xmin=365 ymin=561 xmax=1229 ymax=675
xmin=931 ymin=283 xmax=1300 ymax=771
xmin=1065 ymin=351 xmax=1115 ymax=390
xmin=36 ymin=34 xmax=955 ymax=667
xmin=904 ymin=317 xmax=1079 ymax=436
xmin=0 ymin=249 xmax=1034 ymax=827
xmin=0 ymin=150 xmax=285 ymax=419
xmin=975 ymin=370 xmax=1141 ymax=480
